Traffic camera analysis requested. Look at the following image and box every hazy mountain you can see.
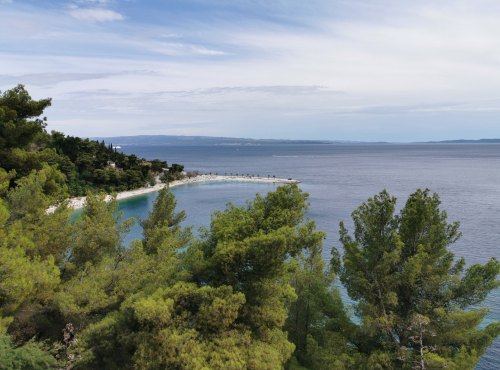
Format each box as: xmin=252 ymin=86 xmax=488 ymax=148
xmin=94 ymin=135 xmax=500 ymax=147
xmin=94 ymin=135 xmax=337 ymax=146
xmin=429 ymin=138 xmax=500 ymax=144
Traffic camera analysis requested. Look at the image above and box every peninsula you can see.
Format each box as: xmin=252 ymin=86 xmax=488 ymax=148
xmin=47 ymin=174 xmax=299 ymax=212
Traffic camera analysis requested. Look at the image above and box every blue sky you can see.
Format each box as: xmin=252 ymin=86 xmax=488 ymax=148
xmin=1 ymin=0 xmax=500 ymax=141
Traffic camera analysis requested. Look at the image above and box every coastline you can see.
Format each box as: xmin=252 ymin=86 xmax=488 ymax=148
xmin=48 ymin=174 xmax=299 ymax=212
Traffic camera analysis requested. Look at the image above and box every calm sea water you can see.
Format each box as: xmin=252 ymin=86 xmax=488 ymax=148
xmin=117 ymin=143 xmax=499 ymax=369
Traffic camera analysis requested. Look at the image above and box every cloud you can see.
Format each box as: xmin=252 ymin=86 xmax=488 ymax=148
xmin=143 ymin=41 xmax=228 ymax=57
xmin=1 ymin=0 xmax=500 ymax=140
xmin=189 ymin=46 xmax=228 ymax=56
xmin=68 ymin=7 xmax=124 ymax=22
xmin=162 ymin=85 xmax=339 ymax=96
xmin=0 ymin=71 xmax=156 ymax=87
xmin=0 ymin=72 xmax=113 ymax=87
xmin=76 ymin=0 xmax=111 ymax=3
xmin=64 ymin=85 xmax=335 ymax=97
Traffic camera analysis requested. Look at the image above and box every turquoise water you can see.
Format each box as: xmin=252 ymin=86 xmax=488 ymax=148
xmin=118 ymin=181 xmax=279 ymax=245
xmin=114 ymin=143 xmax=499 ymax=369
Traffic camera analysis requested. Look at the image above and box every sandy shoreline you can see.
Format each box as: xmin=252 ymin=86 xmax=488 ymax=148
xmin=47 ymin=175 xmax=299 ymax=212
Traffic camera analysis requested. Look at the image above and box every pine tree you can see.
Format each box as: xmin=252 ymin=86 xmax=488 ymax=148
xmin=140 ymin=187 xmax=188 ymax=254
xmin=339 ymin=189 xmax=500 ymax=369
xmin=286 ymin=230 xmax=357 ymax=369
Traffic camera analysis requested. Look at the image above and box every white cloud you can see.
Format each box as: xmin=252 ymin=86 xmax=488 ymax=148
xmin=189 ymin=46 xmax=228 ymax=56
xmin=139 ymin=41 xmax=228 ymax=57
xmin=0 ymin=71 xmax=156 ymax=86
xmin=68 ymin=7 xmax=124 ymax=22
xmin=78 ymin=0 xmax=111 ymax=3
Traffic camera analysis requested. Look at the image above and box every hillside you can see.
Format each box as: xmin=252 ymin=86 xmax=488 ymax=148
xmin=0 ymin=85 xmax=183 ymax=196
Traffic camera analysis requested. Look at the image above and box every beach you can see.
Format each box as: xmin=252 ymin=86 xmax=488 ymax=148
xmin=47 ymin=174 xmax=298 ymax=213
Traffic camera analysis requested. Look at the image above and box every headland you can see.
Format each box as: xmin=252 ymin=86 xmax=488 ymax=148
xmin=47 ymin=174 xmax=299 ymax=212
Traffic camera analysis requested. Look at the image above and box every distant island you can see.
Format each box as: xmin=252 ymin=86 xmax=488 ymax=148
xmin=95 ymin=135 xmax=500 ymax=146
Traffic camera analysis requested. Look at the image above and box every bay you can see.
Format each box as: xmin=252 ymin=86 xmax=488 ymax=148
xmin=117 ymin=143 xmax=500 ymax=369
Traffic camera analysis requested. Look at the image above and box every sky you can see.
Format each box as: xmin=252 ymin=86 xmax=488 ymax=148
xmin=1 ymin=0 xmax=500 ymax=141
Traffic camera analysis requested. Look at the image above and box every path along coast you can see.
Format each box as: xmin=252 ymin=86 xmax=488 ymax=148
xmin=47 ymin=174 xmax=299 ymax=213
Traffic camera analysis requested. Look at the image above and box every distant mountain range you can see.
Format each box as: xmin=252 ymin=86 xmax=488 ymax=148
xmin=94 ymin=135 xmax=500 ymax=146
xmin=426 ymin=138 xmax=500 ymax=144
xmin=95 ymin=135 xmax=336 ymax=146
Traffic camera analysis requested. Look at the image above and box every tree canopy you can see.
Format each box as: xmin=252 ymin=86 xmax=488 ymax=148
xmin=0 ymin=85 xmax=185 ymax=196
xmin=1 ymin=176 xmax=497 ymax=369
xmin=338 ymin=189 xmax=500 ymax=369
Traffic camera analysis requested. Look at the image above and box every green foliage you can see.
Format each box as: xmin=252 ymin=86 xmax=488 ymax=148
xmin=0 ymin=174 xmax=498 ymax=370
xmin=285 ymin=236 xmax=358 ymax=369
xmin=0 ymin=85 xmax=168 ymax=196
xmin=67 ymin=193 xmax=128 ymax=270
xmin=80 ymin=283 xmax=249 ymax=369
xmin=51 ymin=133 xmax=166 ymax=194
xmin=0 ymin=168 xmax=15 ymax=196
xmin=7 ymin=164 xmax=68 ymax=222
xmin=0 ymin=85 xmax=51 ymax=150
xmin=74 ymin=185 xmax=315 ymax=369
xmin=178 ymin=184 xmax=323 ymax=368
xmin=0 ymin=244 xmax=60 ymax=333
xmin=3 ymin=165 xmax=73 ymax=264
xmin=0 ymin=334 xmax=57 ymax=370
xmin=0 ymin=195 xmax=61 ymax=335
xmin=338 ymin=188 xmax=500 ymax=369
xmin=163 ymin=163 xmax=185 ymax=182
xmin=141 ymin=187 xmax=188 ymax=254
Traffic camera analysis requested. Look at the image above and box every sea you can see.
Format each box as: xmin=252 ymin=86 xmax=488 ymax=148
xmin=116 ymin=143 xmax=499 ymax=369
